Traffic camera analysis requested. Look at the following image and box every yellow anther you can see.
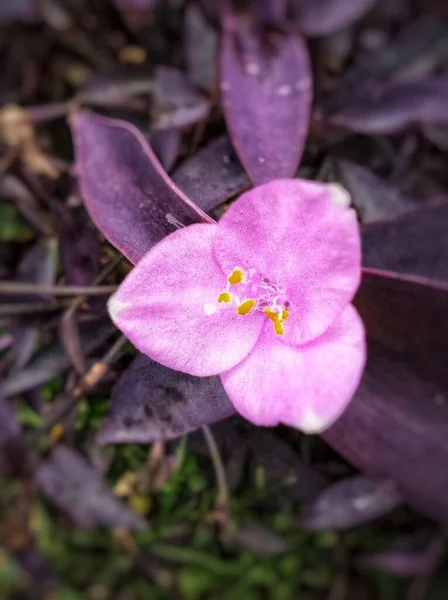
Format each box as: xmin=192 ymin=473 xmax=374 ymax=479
xmin=228 ymin=267 xmax=245 ymax=285
xmin=218 ymin=292 xmax=232 ymax=303
xmin=263 ymin=307 xmax=289 ymax=336
xmin=237 ymin=299 xmax=256 ymax=315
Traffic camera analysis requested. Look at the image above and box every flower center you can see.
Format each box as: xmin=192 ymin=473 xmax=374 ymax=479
xmin=215 ymin=267 xmax=290 ymax=335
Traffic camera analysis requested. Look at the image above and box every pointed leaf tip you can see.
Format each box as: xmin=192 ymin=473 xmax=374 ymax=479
xmin=220 ymin=18 xmax=312 ymax=185
xmin=70 ymin=110 xmax=213 ymax=265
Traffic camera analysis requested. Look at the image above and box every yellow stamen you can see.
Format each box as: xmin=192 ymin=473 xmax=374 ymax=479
xmin=237 ymin=299 xmax=256 ymax=315
xmin=218 ymin=292 xmax=232 ymax=303
xmin=228 ymin=267 xmax=245 ymax=285
xmin=263 ymin=307 xmax=289 ymax=336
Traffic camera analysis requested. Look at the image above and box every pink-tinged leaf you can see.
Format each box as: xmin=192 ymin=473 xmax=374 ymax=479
xmin=362 ymin=203 xmax=448 ymax=282
xmin=299 ymin=476 xmax=401 ymax=530
xmin=185 ymin=3 xmax=218 ymax=92
xmin=330 ymin=76 xmax=448 ymax=134
xmin=71 ymin=110 xmax=213 ymax=265
xmin=338 ymin=160 xmax=419 ymax=224
xmin=172 ymin=135 xmax=251 ymax=213
xmin=152 ymin=66 xmax=211 ymax=131
xmin=220 ymin=17 xmax=312 ymax=184
xmin=291 ymin=0 xmax=375 ymax=37
xmin=36 ymin=445 xmax=146 ymax=530
xmin=323 ymin=271 xmax=448 ymax=522
xmin=97 ymin=355 xmax=235 ymax=445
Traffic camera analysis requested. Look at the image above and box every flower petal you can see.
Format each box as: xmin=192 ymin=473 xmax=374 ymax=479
xmin=109 ymin=223 xmax=263 ymax=376
xmin=214 ymin=178 xmax=361 ymax=343
xmin=220 ymin=305 xmax=366 ymax=433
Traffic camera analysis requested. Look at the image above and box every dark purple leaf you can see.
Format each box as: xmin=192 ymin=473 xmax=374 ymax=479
xmin=299 ymin=475 xmax=401 ymax=530
xmin=59 ymin=209 xmax=100 ymax=286
xmin=0 ymin=393 xmax=21 ymax=444
xmin=113 ymin=0 xmax=157 ymax=10
xmin=150 ymin=128 xmax=182 ymax=173
xmin=231 ymin=521 xmax=287 ymax=556
xmin=357 ymin=535 xmax=445 ymax=576
xmin=220 ymin=16 xmax=312 ymax=184
xmin=60 ymin=306 xmax=87 ymax=375
xmin=97 ymin=354 xmax=235 ymax=445
xmin=185 ymin=3 xmax=218 ymax=92
xmin=152 ymin=66 xmax=210 ymax=131
xmin=0 ymin=0 xmax=37 ymax=23
xmin=172 ymin=135 xmax=251 ymax=213
xmin=330 ymin=76 xmax=448 ymax=134
xmin=291 ymin=0 xmax=375 ymax=37
xmin=36 ymin=445 xmax=145 ymax=530
xmin=0 ymin=175 xmax=53 ymax=236
xmin=77 ymin=68 xmax=153 ymax=108
xmin=254 ymin=0 xmax=288 ymax=25
xmin=338 ymin=160 xmax=419 ymax=223
xmin=71 ymin=110 xmax=213 ymax=265
xmin=362 ymin=203 xmax=448 ymax=282
xmin=0 ymin=320 xmax=115 ymax=398
xmin=323 ymin=271 xmax=448 ymax=522
xmin=15 ymin=547 xmax=58 ymax=593
xmin=11 ymin=237 xmax=58 ymax=371
xmin=343 ymin=15 xmax=448 ymax=90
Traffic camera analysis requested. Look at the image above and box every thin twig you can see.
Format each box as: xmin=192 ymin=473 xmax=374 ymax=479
xmin=201 ymin=425 xmax=229 ymax=510
xmin=0 ymin=282 xmax=117 ymax=296
xmin=26 ymin=335 xmax=128 ymax=444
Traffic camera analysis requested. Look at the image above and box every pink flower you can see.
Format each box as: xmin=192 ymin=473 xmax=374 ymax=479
xmin=108 ymin=179 xmax=365 ymax=433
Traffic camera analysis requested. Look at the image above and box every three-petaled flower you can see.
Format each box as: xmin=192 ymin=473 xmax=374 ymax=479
xmin=109 ymin=179 xmax=366 ymax=433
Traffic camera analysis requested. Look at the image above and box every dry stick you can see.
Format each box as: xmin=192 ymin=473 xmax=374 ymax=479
xmin=201 ymin=425 xmax=229 ymax=511
xmin=27 ymin=335 xmax=129 ymax=445
xmin=0 ymin=282 xmax=117 ymax=296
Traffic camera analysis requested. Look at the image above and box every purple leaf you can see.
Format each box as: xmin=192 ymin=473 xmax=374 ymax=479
xmin=291 ymin=0 xmax=375 ymax=37
xmin=220 ymin=16 xmax=312 ymax=184
xmin=97 ymin=354 xmax=235 ymax=445
xmin=14 ymin=547 xmax=58 ymax=593
xmin=344 ymin=15 xmax=448 ymax=89
xmin=299 ymin=475 xmax=401 ymax=530
xmin=185 ymin=3 xmax=218 ymax=92
xmin=36 ymin=445 xmax=145 ymax=530
xmin=152 ymin=66 xmax=210 ymax=131
xmin=172 ymin=135 xmax=251 ymax=213
xmin=0 ymin=393 xmax=21 ymax=444
xmin=0 ymin=320 xmax=115 ymax=398
xmin=59 ymin=210 xmax=100 ymax=285
xmin=113 ymin=0 xmax=157 ymax=10
xmin=71 ymin=110 xmax=213 ymax=265
xmin=338 ymin=160 xmax=419 ymax=224
xmin=356 ymin=535 xmax=445 ymax=576
xmin=330 ymin=76 xmax=448 ymax=134
xmin=11 ymin=238 xmax=58 ymax=371
xmin=150 ymin=128 xmax=182 ymax=173
xmin=77 ymin=67 xmax=153 ymax=108
xmin=231 ymin=521 xmax=287 ymax=556
xmin=362 ymin=203 xmax=448 ymax=282
xmin=324 ymin=271 xmax=448 ymax=522
xmin=253 ymin=0 xmax=288 ymax=25
xmin=0 ymin=0 xmax=37 ymax=23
